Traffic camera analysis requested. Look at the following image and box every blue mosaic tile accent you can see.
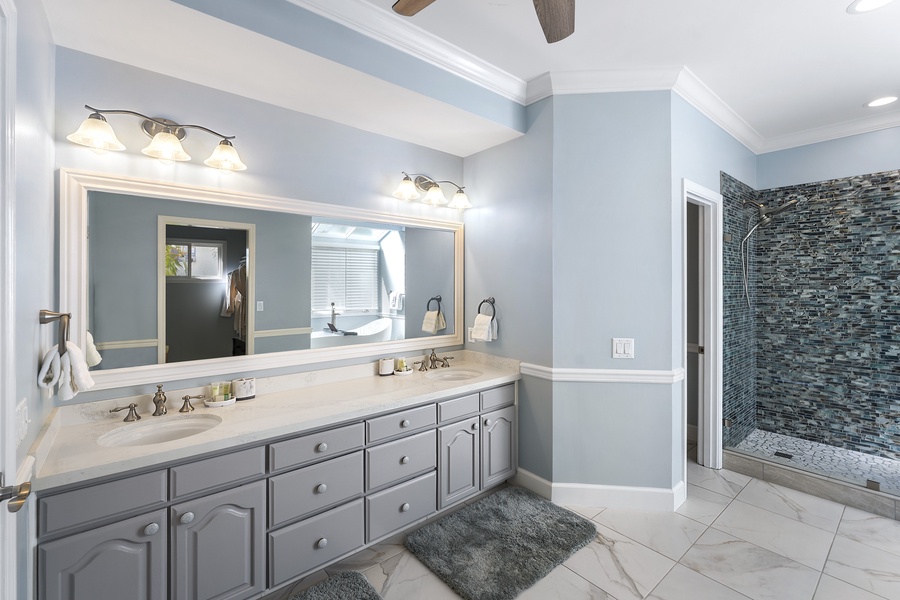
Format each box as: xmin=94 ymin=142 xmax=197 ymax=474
xmin=720 ymin=173 xmax=758 ymax=447
xmin=753 ymin=170 xmax=900 ymax=460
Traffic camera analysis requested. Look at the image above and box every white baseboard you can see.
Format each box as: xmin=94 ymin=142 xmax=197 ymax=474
xmin=515 ymin=468 xmax=686 ymax=512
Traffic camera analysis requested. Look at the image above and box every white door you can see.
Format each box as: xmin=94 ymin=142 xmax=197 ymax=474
xmin=0 ymin=1 xmax=18 ymax=597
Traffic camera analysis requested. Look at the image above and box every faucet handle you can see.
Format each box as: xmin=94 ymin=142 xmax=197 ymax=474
xmin=440 ymin=356 xmax=454 ymax=368
xmin=413 ymin=360 xmax=428 ymax=372
xmin=110 ymin=403 xmax=141 ymax=422
xmin=180 ymin=395 xmax=203 ymax=413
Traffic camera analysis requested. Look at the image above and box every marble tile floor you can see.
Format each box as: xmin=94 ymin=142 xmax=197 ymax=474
xmin=261 ymin=447 xmax=900 ymax=600
xmin=732 ymin=428 xmax=900 ymax=496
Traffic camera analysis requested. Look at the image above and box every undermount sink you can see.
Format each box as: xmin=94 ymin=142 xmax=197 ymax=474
xmin=97 ymin=414 xmax=223 ymax=447
xmin=424 ymin=369 xmax=483 ymax=382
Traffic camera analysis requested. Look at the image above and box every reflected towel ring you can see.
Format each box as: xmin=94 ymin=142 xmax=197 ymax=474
xmin=427 ymin=295 xmax=442 ymax=316
xmin=477 ymin=297 xmax=496 ymax=322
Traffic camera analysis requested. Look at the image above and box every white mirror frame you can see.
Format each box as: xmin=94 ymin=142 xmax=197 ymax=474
xmin=59 ymin=168 xmax=464 ymax=391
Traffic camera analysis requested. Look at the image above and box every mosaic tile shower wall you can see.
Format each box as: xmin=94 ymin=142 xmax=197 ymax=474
xmin=754 ymin=170 xmax=900 ymax=460
xmin=720 ymin=173 xmax=759 ymax=447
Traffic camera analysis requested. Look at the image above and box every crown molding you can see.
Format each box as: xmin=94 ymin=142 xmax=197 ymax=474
xmin=757 ymin=111 xmax=900 ymax=154
xmin=286 ymin=0 xmax=527 ymax=104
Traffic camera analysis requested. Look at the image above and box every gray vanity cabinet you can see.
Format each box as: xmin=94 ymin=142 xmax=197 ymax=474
xmin=437 ymin=415 xmax=480 ymax=508
xmin=170 ymin=481 xmax=266 ymax=600
xmin=38 ymin=508 xmax=168 ymax=600
xmin=481 ymin=405 xmax=516 ymax=488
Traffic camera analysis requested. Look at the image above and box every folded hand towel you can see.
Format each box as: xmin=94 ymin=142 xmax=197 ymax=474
xmin=422 ymin=310 xmax=446 ymax=335
xmin=57 ymin=352 xmax=74 ymax=402
xmin=66 ymin=342 xmax=95 ymax=394
xmin=85 ymin=331 xmax=102 ymax=367
xmin=38 ymin=347 xmax=61 ymax=388
xmin=471 ymin=313 xmax=493 ymax=342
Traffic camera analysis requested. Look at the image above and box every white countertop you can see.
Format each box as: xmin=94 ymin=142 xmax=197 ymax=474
xmin=32 ymin=358 xmax=519 ymax=492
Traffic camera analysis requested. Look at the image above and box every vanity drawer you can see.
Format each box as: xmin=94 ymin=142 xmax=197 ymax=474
xmin=170 ymin=446 xmax=265 ymax=500
xmin=481 ymin=384 xmax=515 ymax=411
xmin=366 ymin=472 xmax=436 ymax=542
xmin=438 ymin=393 xmax=480 ymax=423
xmin=366 ymin=429 xmax=436 ymax=491
xmin=269 ymin=422 xmax=365 ymax=472
xmin=38 ymin=470 xmax=167 ymax=538
xmin=269 ymin=451 xmax=363 ymax=527
xmin=366 ymin=404 xmax=436 ymax=443
xmin=268 ymin=499 xmax=364 ymax=587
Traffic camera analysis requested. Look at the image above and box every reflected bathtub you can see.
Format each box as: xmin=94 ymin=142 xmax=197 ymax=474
xmin=310 ymin=317 xmax=393 ymax=348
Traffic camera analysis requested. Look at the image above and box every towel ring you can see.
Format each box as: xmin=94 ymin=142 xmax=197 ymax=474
xmin=427 ymin=295 xmax=442 ymax=315
xmin=477 ymin=297 xmax=496 ymax=322
xmin=39 ymin=309 xmax=71 ymax=357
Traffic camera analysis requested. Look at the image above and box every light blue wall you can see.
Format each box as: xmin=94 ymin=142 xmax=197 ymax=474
xmin=15 ymin=0 xmax=55 ymax=464
xmin=758 ymin=127 xmax=900 ymax=189
xmin=405 ymin=228 xmax=455 ymax=340
xmin=170 ymin=0 xmax=525 ymax=134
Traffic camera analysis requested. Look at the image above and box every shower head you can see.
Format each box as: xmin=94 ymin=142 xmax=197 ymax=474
xmin=759 ymin=197 xmax=799 ymax=217
xmin=757 ymin=214 xmax=774 ymax=228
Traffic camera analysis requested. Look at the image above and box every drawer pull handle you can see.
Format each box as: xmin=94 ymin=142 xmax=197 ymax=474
xmin=316 ymin=538 xmax=328 ymax=549
xmin=316 ymin=442 xmax=328 ymax=453
xmin=400 ymin=456 xmax=410 ymax=465
xmin=143 ymin=522 xmax=160 ymax=536
xmin=400 ymin=503 xmax=410 ymax=512
xmin=484 ymin=418 xmax=493 ymax=427
xmin=471 ymin=422 xmax=479 ymax=431
xmin=180 ymin=512 xmax=195 ymax=525
xmin=315 ymin=483 xmax=328 ymax=494
xmin=400 ymin=419 xmax=410 ymax=428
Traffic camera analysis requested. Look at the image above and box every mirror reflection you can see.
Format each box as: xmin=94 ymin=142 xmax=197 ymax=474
xmin=86 ymin=191 xmax=455 ymax=369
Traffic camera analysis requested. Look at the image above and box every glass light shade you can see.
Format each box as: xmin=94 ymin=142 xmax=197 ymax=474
xmin=447 ymin=189 xmax=472 ymax=210
xmin=392 ymin=175 xmax=420 ymax=200
xmin=847 ymin=0 xmax=894 ymax=12
xmin=66 ymin=114 xmax=125 ymax=154
xmin=204 ymin=140 xmax=247 ymax=172
xmin=142 ymin=131 xmax=191 ymax=163
xmin=423 ymin=184 xmax=448 ymax=206
xmin=867 ymin=96 xmax=898 ymax=107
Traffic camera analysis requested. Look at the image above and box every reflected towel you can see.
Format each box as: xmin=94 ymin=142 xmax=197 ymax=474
xmin=38 ymin=347 xmax=61 ymax=388
xmin=85 ymin=331 xmax=102 ymax=367
xmin=471 ymin=314 xmax=494 ymax=342
xmin=422 ymin=310 xmax=446 ymax=335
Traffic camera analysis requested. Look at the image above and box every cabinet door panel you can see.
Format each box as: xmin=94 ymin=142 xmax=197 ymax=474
xmin=482 ymin=406 xmax=516 ymax=489
xmin=171 ymin=481 xmax=266 ymax=600
xmin=38 ymin=509 xmax=167 ymax=600
xmin=438 ymin=417 xmax=480 ymax=508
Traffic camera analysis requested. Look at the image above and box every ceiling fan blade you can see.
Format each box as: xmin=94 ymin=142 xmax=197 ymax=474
xmin=392 ymin=0 xmax=439 ymax=17
xmin=533 ymin=0 xmax=575 ymax=43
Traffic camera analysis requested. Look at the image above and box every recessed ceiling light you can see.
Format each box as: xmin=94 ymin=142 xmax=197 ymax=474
xmin=866 ymin=96 xmax=898 ymax=107
xmin=847 ymin=0 xmax=895 ymax=13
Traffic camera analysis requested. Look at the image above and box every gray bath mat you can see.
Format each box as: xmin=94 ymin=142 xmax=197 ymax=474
xmin=289 ymin=571 xmax=382 ymax=600
xmin=405 ymin=486 xmax=597 ymax=600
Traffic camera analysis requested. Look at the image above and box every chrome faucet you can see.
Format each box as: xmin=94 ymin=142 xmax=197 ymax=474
xmin=329 ymin=302 xmax=340 ymax=329
xmin=151 ymin=384 xmax=168 ymax=416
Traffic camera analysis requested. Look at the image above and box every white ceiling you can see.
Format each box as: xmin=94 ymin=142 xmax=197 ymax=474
xmin=42 ymin=0 xmax=900 ymax=156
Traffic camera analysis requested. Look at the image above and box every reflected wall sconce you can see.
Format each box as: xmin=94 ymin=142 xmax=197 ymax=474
xmin=392 ymin=172 xmax=471 ymax=210
xmin=67 ymin=104 xmax=247 ymax=172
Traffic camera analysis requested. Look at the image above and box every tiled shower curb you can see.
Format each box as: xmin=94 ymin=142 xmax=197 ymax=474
xmin=724 ymin=450 xmax=899 ymax=522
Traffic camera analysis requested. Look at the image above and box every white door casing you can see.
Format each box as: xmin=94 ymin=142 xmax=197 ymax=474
xmin=683 ymin=180 xmax=723 ymax=470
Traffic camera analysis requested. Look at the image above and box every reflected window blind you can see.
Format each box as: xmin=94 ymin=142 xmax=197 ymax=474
xmin=311 ymin=246 xmax=379 ymax=311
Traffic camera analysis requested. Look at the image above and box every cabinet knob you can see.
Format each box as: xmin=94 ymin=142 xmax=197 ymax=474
xmin=180 ymin=512 xmax=195 ymax=525
xmin=400 ymin=503 xmax=410 ymax=512
xmin=315 ymin=483 xmax=327 ymax=494
xmin=400 ymin=455 xmax=410 ymax=465
xmin=143 ymin=522 xmax=160 ymax=536
xmin=484 ymin=418 xmax=493 ymax=427
xmin=315 ymin=442 xmax=328 ymax=453
xmin=471 ymin=422 xmax=479 ymax=431
xmin=316 ymin=538 xmax=328 ymax=549
xmin=400 ymin=419 xmax=410 ymax=428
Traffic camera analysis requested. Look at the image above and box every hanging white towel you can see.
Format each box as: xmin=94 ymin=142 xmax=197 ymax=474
xmin=57 ymin=352 xmax=74 ymax=402
xmin=422 ymin=310 xmax=446 ymax=335
xmin=471 ymin=314 xmax=494 ymax=342
xmin=85 ymin=331 xmax=102 ymax=367
xmin=66 ymin=342 xmax=95 ymax=394
xmin=38 ymin=347 xmax=61 ymax=388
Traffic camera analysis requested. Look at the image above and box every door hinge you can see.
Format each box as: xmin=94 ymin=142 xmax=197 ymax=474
xmin=0 ymin=472 xmax=31 ymax=513
xmin=697 ymin=346 xmax=705 ymax=354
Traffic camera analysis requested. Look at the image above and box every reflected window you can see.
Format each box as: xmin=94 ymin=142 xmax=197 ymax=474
xmin=165 ymin=240 xmax=225 ymax=280
xmin=311 ymin=246 xmax=378 ymax=311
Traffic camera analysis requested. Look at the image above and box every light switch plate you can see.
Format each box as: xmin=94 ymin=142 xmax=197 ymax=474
xmin=612 ymin=337 xmax=635 ymax=359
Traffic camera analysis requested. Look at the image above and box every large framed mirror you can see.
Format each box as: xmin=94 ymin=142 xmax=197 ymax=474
xmin=60 ymin=169 xmax=464 ymax=391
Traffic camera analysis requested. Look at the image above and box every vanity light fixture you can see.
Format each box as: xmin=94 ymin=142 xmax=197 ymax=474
xmin=847 ymin=0 xmax=895 ymax=13
xmin=866 ymin=96 xmax=898 ymax=107
xmin=67 ymin=105 xmax=247 ymax=172
xmin=392 ymin=172 xmax=471 ymax=210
